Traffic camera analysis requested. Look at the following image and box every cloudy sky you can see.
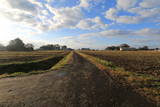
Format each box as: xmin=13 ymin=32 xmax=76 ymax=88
xmin=0 ymin=0 xmax=160 ymax=49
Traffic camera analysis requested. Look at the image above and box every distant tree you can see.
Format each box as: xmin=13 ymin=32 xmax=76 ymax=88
xmin=0 ymin=43 xmax=6 ymax=51
xmin=61 ymin=45 xmax=67 ymax=50
xmin=105 ymin=46 xmax=120 ymax=50
xmin=53 ymin=44 xmax=60 ymax=50
xmin=25 ymin=43 xmax=34 ymax=51
xmin=40 ymin=44 xmax=53 ymax=50
xmin=7 ymin=38 xmax=26 ymax=51
xmin=81 ymin=48 xmax=90 ymax=50
xmin=155 ymin=48 xmax=159 ymax=50
xmin=120 ymin=44 xmax=130 ymax=48
xmin=139 ymin=46 xmax=149 ymax=50
xmin=39 ymin=44 xmax=61 ymax=50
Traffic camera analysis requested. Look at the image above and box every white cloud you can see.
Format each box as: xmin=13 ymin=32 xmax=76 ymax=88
xmin=46 ymin=5 xmax=83 ymax=30
xmin=76 ymin=16 xmax=107 ymax=30
xmin=135 ymin=28 xmax=160 ymax=36
xmin=0 ymin=0 xmax=108 ymax=32
xmin=79 ymin=0 xmax=91 ymax=8
xmin=105 ymin=8 xmax=142 ymax=24
xmin=56 ymin=35 xmax=99 ymax=49
xmin=53 ymin=28 xmax=160 ymax=49
xmin=105 ymin=0 xmax=160 ymax=24
xmin=1 ymin=0 xmax=38 ymax=14
xmin=117 ymin=16 xmax=142 ymax=24
xmin=140 ymin=0 xmax=160 ymax=8
xmin=79 ymin=28 xmax=160 ymax=38
xmin=117 ymin=0 xmax=138 ymax=10
xmin=105 ymin=8 xmax=118 ymax=20
xmin=0 ymin=0 xmax=107 ymax=33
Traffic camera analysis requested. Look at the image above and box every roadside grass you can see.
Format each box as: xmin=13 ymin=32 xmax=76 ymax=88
xmin=0 ymin=70 xmax=51 ymax=79
xmin=78 ymin=52 xmax=160 ymax=105
xmin=51 ymin=51 xmax=73 ymax=70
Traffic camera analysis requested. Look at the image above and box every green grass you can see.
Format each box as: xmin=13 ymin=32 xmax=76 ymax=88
xmin=51 ymin=51 xmax=73 ymax=70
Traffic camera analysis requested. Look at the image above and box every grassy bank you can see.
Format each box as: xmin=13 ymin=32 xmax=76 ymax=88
xmin=51 ymin=51 xmax=73 ymax=70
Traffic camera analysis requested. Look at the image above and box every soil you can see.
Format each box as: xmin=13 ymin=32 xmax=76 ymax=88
xmin=0 ymin=52 xmax=156 ymax=107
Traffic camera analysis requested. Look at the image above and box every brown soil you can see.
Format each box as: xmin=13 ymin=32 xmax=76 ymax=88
xmin=0 ymin=52 xmax=156 ymax=107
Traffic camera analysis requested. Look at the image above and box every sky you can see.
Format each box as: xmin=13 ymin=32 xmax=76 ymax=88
xmin=0 ymin=0 xmax=160 ymax=49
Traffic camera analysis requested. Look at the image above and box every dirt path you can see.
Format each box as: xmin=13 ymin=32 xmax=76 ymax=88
xmin=0 ymin=52 xmax=155 ymax=107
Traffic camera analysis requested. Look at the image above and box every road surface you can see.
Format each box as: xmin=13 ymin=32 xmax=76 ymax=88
xmin=0 ymin=52 xmax=155 ymax=107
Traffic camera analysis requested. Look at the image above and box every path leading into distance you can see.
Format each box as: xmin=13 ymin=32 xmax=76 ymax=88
xmin=0 ymin=52 xmax=155 ymax=107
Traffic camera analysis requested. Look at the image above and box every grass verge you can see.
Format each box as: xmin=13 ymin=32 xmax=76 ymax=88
xmin=77 ymin=52 xmax=160 ymax=105
xmin=51 ymin=51 xmax=73 ymax=70
xmin=0 ymin=70 xmax=51 ymax=79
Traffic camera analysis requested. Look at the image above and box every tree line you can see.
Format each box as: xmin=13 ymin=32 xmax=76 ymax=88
xmin=105 ymin=44 xmax=159 ymax=51
xmin=0 ymin=38 xmax=72 ymax=51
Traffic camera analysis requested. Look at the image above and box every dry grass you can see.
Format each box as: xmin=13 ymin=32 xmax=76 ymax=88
xmin=52 ymin=51 xmax=73 ymax=70
xmin=78 ymin=51 xmax=160 ymax=105
xmin=0 ymin=51 xmax=70 ymax=78
xmin=0 ymin=51 xmax=68 ymax=64
xmin=81 ymin=51 xmax=160 ymax=77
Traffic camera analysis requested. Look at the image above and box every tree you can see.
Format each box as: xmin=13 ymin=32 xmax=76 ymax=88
xmin=53 ymin=44 xmax=60 ymax=50
xmin=7 ymin=38 xmax=26 ymax=51
xmin=139 ymin=46 xmax=149 ymax=50
xmin=25 ymin=43 xmax=34 ymax=51
xmin=61 ymin=45 xmax=67 ymax=50
xmin=105 ymin=46 xmax=120 ymax=50
xmin=39 ymin=44 xmax=60 ymax=50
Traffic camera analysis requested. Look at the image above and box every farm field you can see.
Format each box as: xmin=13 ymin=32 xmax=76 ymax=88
xmin=0 ymin=52 xmax=155 ymax=107
xmin=0 ymin=51 xmax=67 ymax=64
xmin=0 ymin=51 xmax=69 ymax=77
xmin=80 ymin=51 xmax=160 ymax=77
xmin=79 ymin=51 xmax=160 ymax=105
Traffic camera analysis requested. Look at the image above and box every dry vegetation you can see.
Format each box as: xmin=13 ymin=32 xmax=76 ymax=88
xmin=0 ymin=51 xmax=67 ymax=64
xmin=0 ymin=51 xmax=70 ymax=78
xmin=79 ymin=51 xmax=160 ymax=105
xmin=81 ymin=51 xmax=160 ymax=77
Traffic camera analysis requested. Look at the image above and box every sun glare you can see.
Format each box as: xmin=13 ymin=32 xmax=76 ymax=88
xmin=0 ymin=16 xmax=19 ymax=42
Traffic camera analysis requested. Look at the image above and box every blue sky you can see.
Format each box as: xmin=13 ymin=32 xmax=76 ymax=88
xmin=0 ymin=0 xmax=160 ymax=49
